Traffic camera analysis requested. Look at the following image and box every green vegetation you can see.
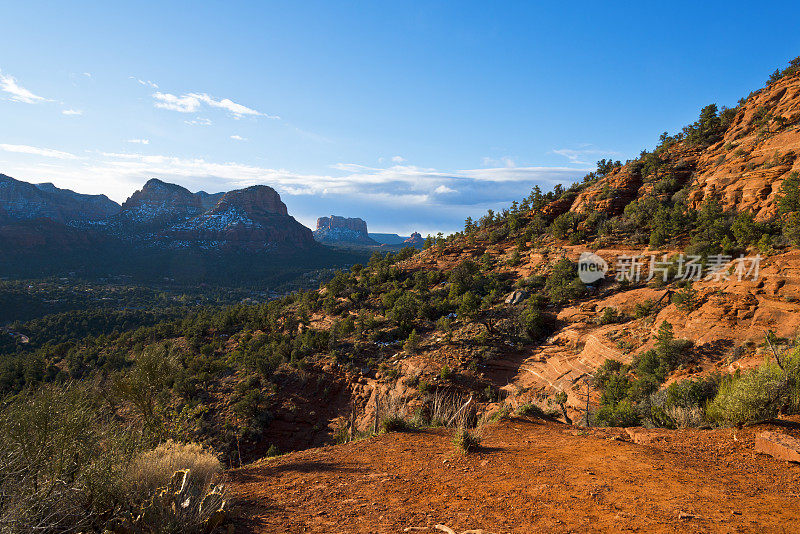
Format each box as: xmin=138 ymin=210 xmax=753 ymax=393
xmin=452 ymin=427 xmax=481 ymax=453
xmin=594 ymin=321 xmax=694 ymax=427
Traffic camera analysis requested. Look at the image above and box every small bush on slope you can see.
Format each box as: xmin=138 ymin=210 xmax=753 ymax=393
xmin=707 ymin=348 xmax=800 ymax=426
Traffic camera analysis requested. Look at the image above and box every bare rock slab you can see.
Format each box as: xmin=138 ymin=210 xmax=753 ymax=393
xmin=755 ymin=431 xmax=800 ymax=463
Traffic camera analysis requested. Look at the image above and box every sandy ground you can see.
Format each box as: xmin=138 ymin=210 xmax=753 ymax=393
xmin=228 ymin=418 xmax=800 ymax=533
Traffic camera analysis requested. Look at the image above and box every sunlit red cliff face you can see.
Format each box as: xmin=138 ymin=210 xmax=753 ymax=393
xmin=565 ymin=70 xmax=800 ymax=222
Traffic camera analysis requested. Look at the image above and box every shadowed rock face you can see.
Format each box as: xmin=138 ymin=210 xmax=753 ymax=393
xmin=113 ymin=179 xmax=206 ymax=231
xmin=167 ymin=185 xmax=313 ymax=248
xmin=313 ymin=215 xmax=377 ymax=245
xmin=0 ymin=174 xmax=119 ymax=224
xmin=0 ymin=176 xmax=314 ymax=251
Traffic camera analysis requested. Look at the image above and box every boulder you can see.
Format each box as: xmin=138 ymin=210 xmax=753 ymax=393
xmin=755 ymin=431 xmax=800 ymax=462
xmin=504 ymin=290 xmax=528 ymax=304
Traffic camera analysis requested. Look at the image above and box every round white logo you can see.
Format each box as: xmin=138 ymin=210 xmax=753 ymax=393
xmin=578 ymin=252 xmax=608 ymax=284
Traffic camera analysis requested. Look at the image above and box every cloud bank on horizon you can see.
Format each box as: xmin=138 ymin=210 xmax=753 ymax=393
xmin=0 ymin=65 xmax=597 ymax=234
xmin=0 ymin=140 xmax=586 ymax=234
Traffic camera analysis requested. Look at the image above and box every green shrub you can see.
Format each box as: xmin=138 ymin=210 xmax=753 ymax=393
xmin=381 ymin=416 xmax=412 ymax=433
xmin=594 ymin=398 xmax=639 ymax=427
xmin=515 ymin=402 xmax=545 ymax=418
xmin=545 ymin=259 xmax=585 ymax=304
xmin=598 ymin=307 xmax=620 ymax=325
xmin=489 ymin=405 xmax=513 ymax=422
xmin=633 ymin=299 xmax=656 ymax=318
xmin=707 ymin=350 xmax=800 ymax=426
xmin=452 ymin=428 xmax=481 ymax=453
xmin=520 ymin=301 xmax=549 ymax=341
xmin=404 ymin=329 xmax=421 ymax=353
xmin=672 ymin=283 xmax=699 ymax=312
xmin=440 ymin=365 xmax=453 ymax=380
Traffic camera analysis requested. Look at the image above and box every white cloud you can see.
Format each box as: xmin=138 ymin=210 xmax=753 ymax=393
xmin=185 ymin=117 xmax=212 ymax=127
xmin=230 ymin=135 xmax=246 ymax=141
xmin=481 ymin=156 xmax=516 ymax=168
xmin=0 ymin=143 xmax=78 ymax=160
xmin=83 ymin=72 xmax=92 ymax=78
xmin=153 ymin=91 xmax=277 ymax=119
xmin=0 ymin=146 xmax=585 ymax=212
xmin=552 ymin=145 xmax=621 ymax=165
xmin=126 ymin=138 xmax=150 ymax=145
xmin=62 ymin=109 xmax=83 ymax=116
xmin=153 ymin=92 xmax=200 ymax=112
xmin=0 ymin=70 xmax=52 ymax=104
xmin=391 ymin=155 xmax=406 ymax=163
xmin=130 ymin=76 xmax=158 ymax=89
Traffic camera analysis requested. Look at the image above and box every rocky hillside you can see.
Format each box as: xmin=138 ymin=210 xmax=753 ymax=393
xmin=0 ymin=174 xmax=119 ymax=223
xmin=100 ymin=179 xmax=313 ymax=249
xmin=167 ymin=185 xmax=313 ymax=249
xmin=0 ymin=176 xmax=315 ymax=252
xmin=314 ymin=216 xmax=377 ymax=245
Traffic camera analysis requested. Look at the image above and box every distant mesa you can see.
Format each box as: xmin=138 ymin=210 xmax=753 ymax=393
xmin=313 ymin=215 xmax=377 ymax=245
xmin=369 ymin=233 xmax=409 ymax=245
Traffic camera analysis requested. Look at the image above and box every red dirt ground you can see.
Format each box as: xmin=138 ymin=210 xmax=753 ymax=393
xmin=228 ymin=418 xmax=800 ymax=533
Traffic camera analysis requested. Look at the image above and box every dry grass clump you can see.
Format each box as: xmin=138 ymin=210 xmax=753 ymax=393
xmin=429 ymin=389 xmax=475 ymax=428
xmin=128 ymin=439 xmax=221 ymax=494
xmin=665 ymin=405 xmax=704 ymax=428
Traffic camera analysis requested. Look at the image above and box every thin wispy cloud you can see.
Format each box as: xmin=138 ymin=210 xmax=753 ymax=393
xmin=126 ymin=138 xmax=150 ymax=145
xmin=552 ymin=145 xmax=621 ymax=165
xmin=0 ymin=143 xmax=78 ymax=160
xmin=0 ymin=70 xmax=52 ymax=104
xmin=130 ymin=76 xmax=158 ymax=89
xmin=391 ymin=155 xmax=406 ymax=163
xmin=481 ymin=156 xmax=516 ymax=168
xmin=62 ymin=109 xmax=83 ymax=116
xmin=185 ymin=118 xmax=212 ymax=127
xmin=153 ymin=91 xmax=278 ymax=119
xmin=230 ymin=135 xmax=246 ymax=141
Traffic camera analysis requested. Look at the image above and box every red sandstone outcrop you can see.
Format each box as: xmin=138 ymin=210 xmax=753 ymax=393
xmin=313 ymin=215 xmax=376 ymax=245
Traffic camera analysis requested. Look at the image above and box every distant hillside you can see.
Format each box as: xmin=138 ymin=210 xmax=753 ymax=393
xmin=0 ymin=176 xmax=366 ymax=285
xmin=369 ymin=232 xmax=409 ymax=245
xmin=0 ymin=174 xmax=119 ymax=223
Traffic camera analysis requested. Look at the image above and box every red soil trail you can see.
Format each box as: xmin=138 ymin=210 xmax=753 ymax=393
xmin=228 ymin=419 xmax=800 ymax=533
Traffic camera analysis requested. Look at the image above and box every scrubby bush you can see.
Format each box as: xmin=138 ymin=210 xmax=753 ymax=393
xmin=381 ymin=415 xmax=412 ymax=433
xmin=707 ymin=349 xmax=800 ymax=426
xmin=520 ymin=300 xmax=550 ymax=341
xmin=672 ymin=282 xmax=699 ymax=312
xmin=452 ymin=428 xmax=481 ymax=453
xmin=598 ymin=307 xmax=620 ymax=325
xmin=128 ymin=440 xmax=221 ymax=496
xmin=544 ymin=259 xmax=585 ymax=304
xmin=515 ymin=402 xmax=545 ymax=418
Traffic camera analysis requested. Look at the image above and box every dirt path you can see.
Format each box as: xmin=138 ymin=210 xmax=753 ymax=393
xmin=228 ymin=419 xmax=800 ymax=533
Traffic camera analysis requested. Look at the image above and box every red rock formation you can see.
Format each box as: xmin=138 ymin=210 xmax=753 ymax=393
xmin=404 ymin=232 xmax=424 ymax=247
xmin=562 ymin=69 xmax=800 ymax=222
xmin=166 ymin=185 xmax=313 ymax=248
xmin=313 ymin=215 xmax=376 ymax=244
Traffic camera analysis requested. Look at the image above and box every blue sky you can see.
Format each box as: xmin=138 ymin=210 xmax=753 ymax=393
xmin=1 ymin=1 xmax=799 ymax=234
